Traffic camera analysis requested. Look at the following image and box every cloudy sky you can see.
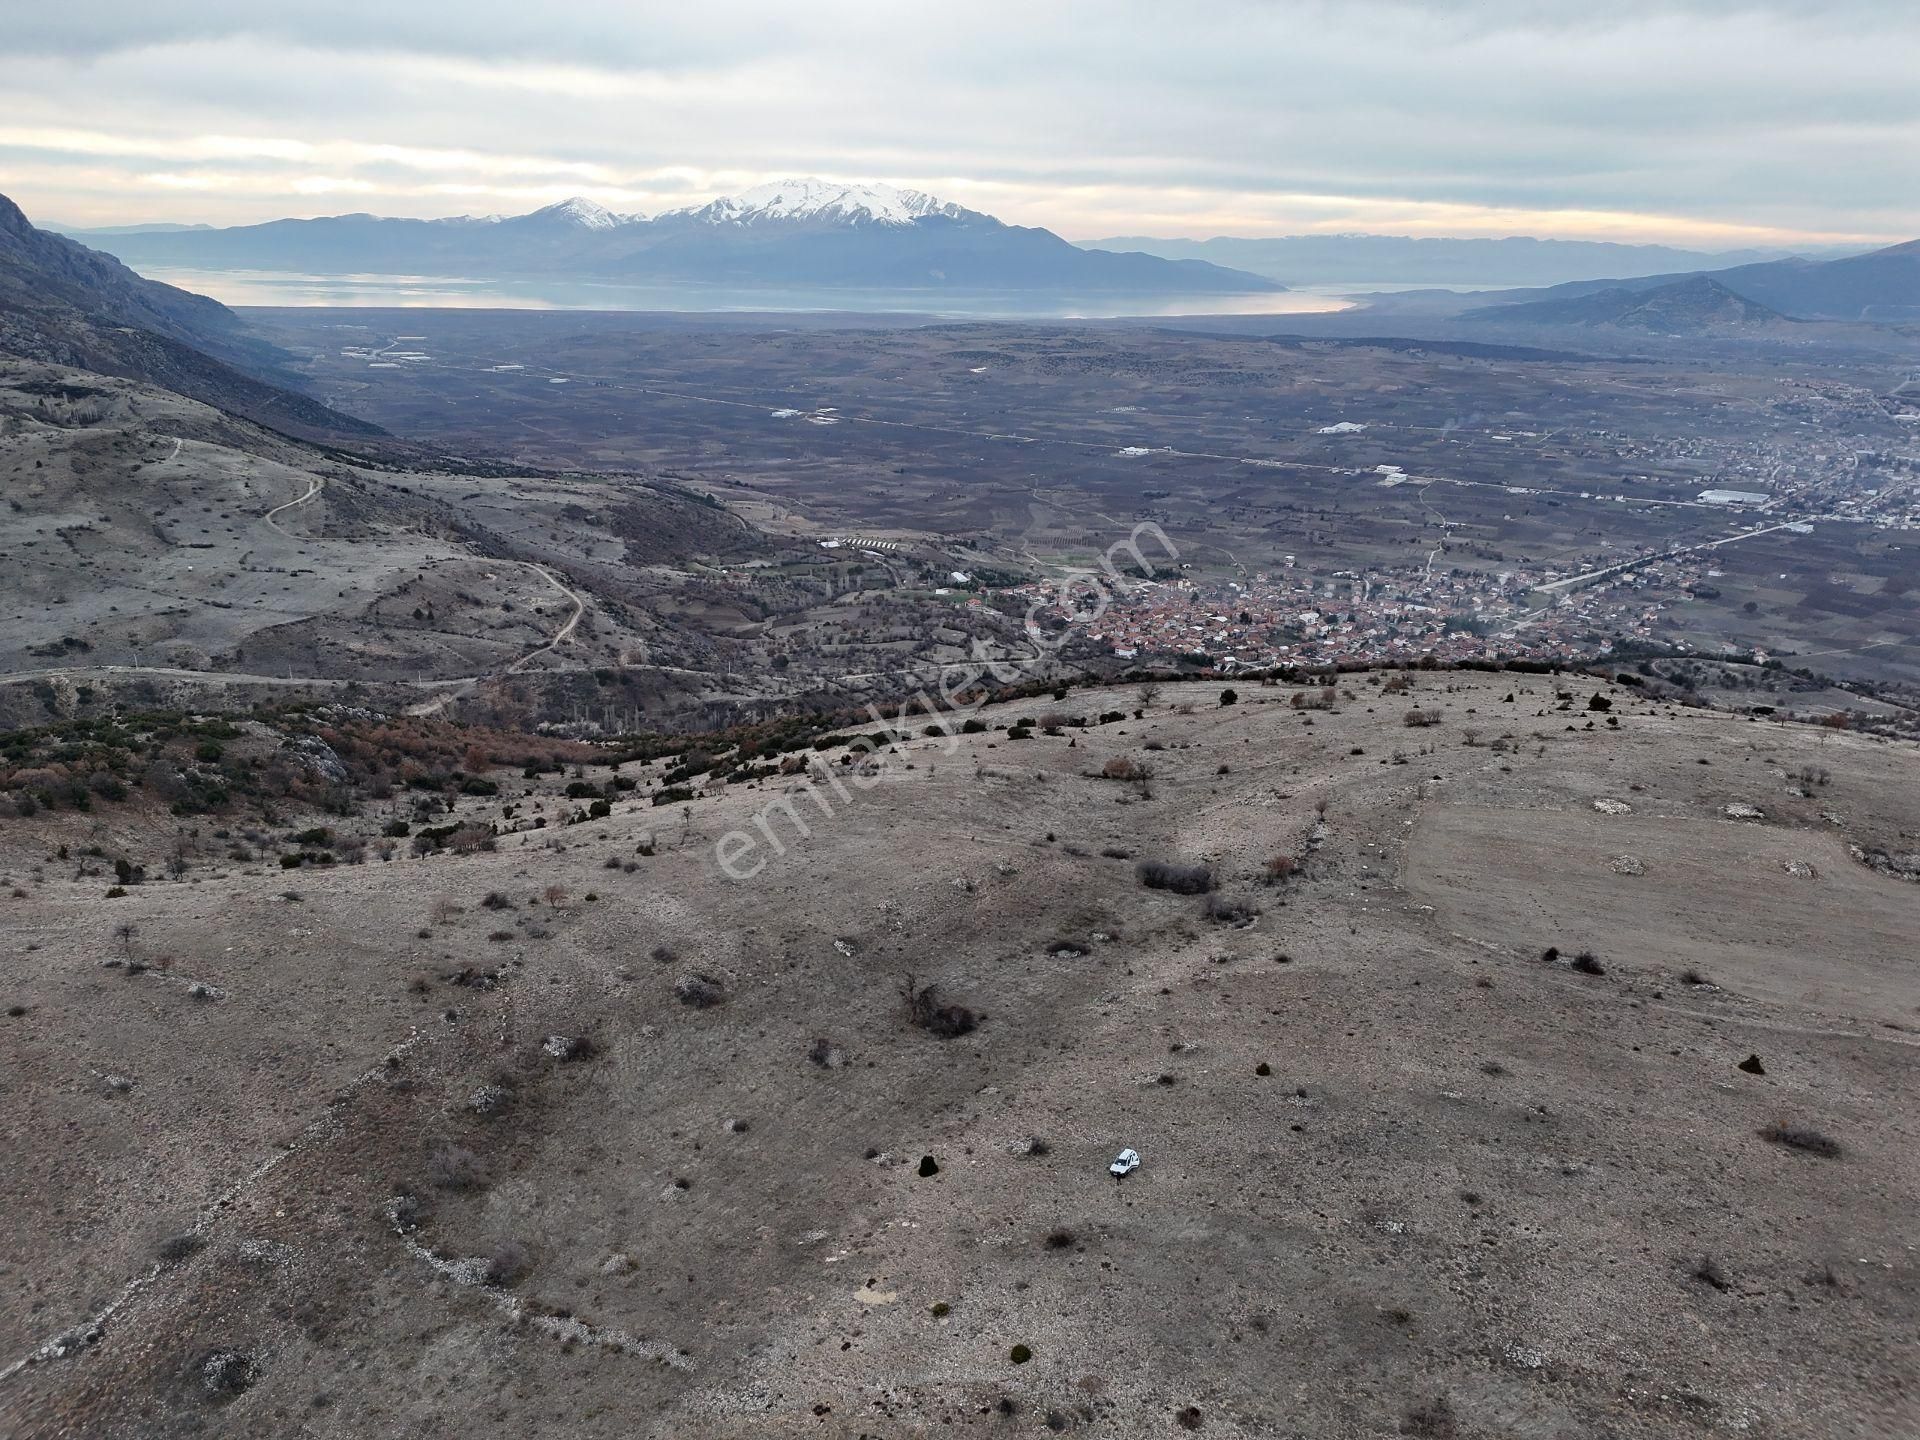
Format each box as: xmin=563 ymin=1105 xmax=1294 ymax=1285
xmin=4 ymin=1 xmax=1916 ymax=246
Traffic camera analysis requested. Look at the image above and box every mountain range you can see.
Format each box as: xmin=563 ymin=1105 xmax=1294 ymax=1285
xmin=62 ymin=180 xmax=1280 ymax=296
xmin=1074 ymin=232 xmax=1820 ymax=289
xmin=1465 ymin=240 xmax=1920 ymax=325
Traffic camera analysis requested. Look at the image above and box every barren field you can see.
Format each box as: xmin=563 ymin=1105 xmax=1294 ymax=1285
xmin=4 ymin=673 xmax=1915 ymax=1438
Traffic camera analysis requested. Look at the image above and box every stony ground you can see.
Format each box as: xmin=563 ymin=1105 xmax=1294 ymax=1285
xmin=2 ymin=673 xmax=1916 ymax=1438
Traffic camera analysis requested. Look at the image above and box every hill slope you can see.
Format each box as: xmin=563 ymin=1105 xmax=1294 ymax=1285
xmin=1470 ymin=239 xmax=1920 ymax=324
xmin=0 ymin=673 xmax=1914 ymax=1437
xmin=0 ymin=192 xmax=382 ymax=438
xmin=1466 ymin=275 xmax=1792 ymax=334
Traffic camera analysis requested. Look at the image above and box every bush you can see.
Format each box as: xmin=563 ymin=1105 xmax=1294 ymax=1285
xmin=675 ymin=973 xmax=726 ymax=1008
xmin=1219 ymin=688 xmax=1238 ymax=706
xmin=1403 ymin=708 xmax=1441 ymax=728
xmin=1400 ymin=1396 xmax=1457 ymax=1438
xmin=427 ymin=1145 xmax=486 ymax=1191
xmin=902 ymin=975 xmax=979 ymax=1038
xmin=652 ymin=787 xmax=695 ymax=806
xmin=481 ymin=891 xmax=515 ymax=909
xmin=1691 ymin=1255 xmax=1731 ymax=1291
xmin=1203 ymin=893 xmax=1257 ymax=924
xmin=154 ymin=1232 xmax=206 ymax=1265
xmin=1136 ymin=860 xmax=1215 ymax=894
xmin=1264 ymin=855 xmax=1298 ymax=883
xmin=484 ymin=1240 xmax=533 ymax=1288
xmin=1570 ymin=951 xmax=1606 ymax=976
xmin=1759 ymin=1123 xmax=1841 ymax=1158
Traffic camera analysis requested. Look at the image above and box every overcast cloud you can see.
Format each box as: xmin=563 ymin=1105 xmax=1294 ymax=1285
xmin=3 ymin=0 xmax=1915 ymax=244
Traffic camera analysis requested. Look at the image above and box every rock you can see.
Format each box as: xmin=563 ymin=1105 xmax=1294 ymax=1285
xmin=1724 ymin=803 xmax=1765 ymax=821
xmin=1738 ymin=1054 xmax=1766 ymax=1075
xmin=286 ymin=734 xmax=348 ymax=784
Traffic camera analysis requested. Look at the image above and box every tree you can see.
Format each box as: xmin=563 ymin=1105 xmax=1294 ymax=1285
xmin=1137 ymin=681 xmax=1161 ymax=710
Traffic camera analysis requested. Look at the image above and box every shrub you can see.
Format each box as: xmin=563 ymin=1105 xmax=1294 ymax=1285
xmin=1759 ymin=1123 xmax=1841 ymax=1158
xmin=1400 ymin=1396 xmax=1457 ymax=1438
xmin=807 ymin=1037 xmax=843 ymax=1068
xmin=1043 ymin=1227 xmax=1076 ymax=1250
xmin=482 ymin=891 xmax=515 ymax=910
xmin=154 ymin=1232 xmax=206 ymax=1265
xmin=1691 ymin=1255 xmax=1731 ymax=1291
xmin=1264 ymin=855 xmax=1298 ymax=883
xmin=1136 ymin=860 xmax=1215 ymax=894
xmin=652 ymin=787 xmax=695 ymax=806
xmin=1102 ymin=757 xmax=1141 ymax=781
xmin=1570 ymin=951 xmax=1606 ymax=976
xmin=901 ymin=974 xmax=978 ymax=1038
xmin=1219 ymin=688 xmax=1238 ymax=706
xmin=1203 ymin=893 xmax=1256 ymax=925
xmin=1403 ymin=708 xmax=1441 ymax=728
xmin=675 ymin=973 xmax=726 ymax=1008
xmin=1588 ymin=694 xmax=1613 ymax=712
xmin=485 ymin=1240 xmax=533 ymax=1288
xmin=427 ymin=1145 xmax=486 ymax=1191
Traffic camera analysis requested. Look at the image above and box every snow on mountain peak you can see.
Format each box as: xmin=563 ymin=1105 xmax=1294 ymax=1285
xmin=671 ymin=178 xmax=973 ymax=227
xmin=529 ymin=197 xmax=632 ymax=229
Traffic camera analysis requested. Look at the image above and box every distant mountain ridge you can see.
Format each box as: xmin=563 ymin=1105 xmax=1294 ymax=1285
xmin=1466 ymin=240 xmax=1920 ymax=324
xmin=1075 ymin=232 xmax=1818 ymax=288
xmin=1465 ymin=275 xmax=1790 ymax=334
xmin=70 ymin=180 xmax=1281 ymax=296
xmin=0 ymin=191 xmax=381 ymax=437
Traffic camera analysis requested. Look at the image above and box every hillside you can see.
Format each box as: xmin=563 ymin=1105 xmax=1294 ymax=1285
xmin=1078 ymin=233 xmax=1797 ymax=288
xmin=0 ymin=192 xmax=381 ymax=439
xmin=1469 ymin=239 xmax=1920 ymax=324
xmin=73 ymin=182 xmax=1282 ymax=296
xmin=1 ymin=672 xmax=1914 ymax=1437
xmin=1465 ymin=276 xmax=1791 ymax=335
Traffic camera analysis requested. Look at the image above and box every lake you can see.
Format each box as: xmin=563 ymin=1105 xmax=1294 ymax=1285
xmin=140 ymin=267 xmax=1357 ymax=319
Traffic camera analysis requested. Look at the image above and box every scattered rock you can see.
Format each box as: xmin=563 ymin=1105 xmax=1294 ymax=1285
xmin=1724 ymin=803 xmax=1765 ymax=821
xmin=1592 ymin=798 xmax=1632 ymax=815
xmin=1609 ymin=855 xmax=1646 ymax=876
xmin=1781 ymin=860 xmax=1817 ymax=878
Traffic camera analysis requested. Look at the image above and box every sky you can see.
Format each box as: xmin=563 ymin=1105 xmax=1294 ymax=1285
xmin=3 ymin=1 xmax=1916 ymax=247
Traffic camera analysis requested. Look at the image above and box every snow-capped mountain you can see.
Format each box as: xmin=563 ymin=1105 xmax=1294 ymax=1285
xmin=515 ymin=197 xmax=642 ymax=230
xmin=78 ymin=180 xmax=1282 ymax=297
xmin=666 ymin=179 xmax=972 ymax=228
